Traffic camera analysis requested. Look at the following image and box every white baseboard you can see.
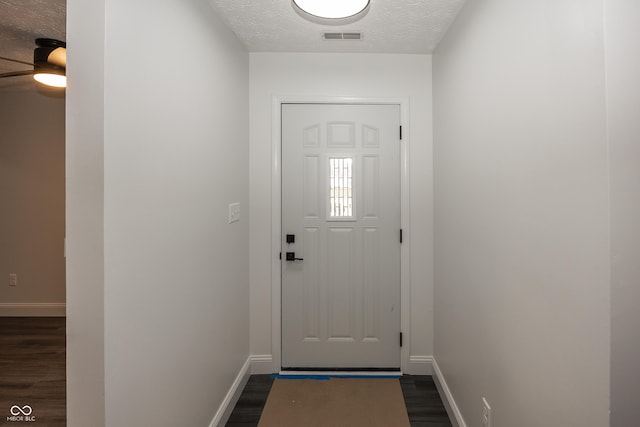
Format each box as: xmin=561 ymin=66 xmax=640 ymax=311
xmin=250 ymin=354 xmax=274 ymax=374
xmin=209 ymin=356 xmax=251 ymax=427
xmin=408 ymin=355 xmax=433 ymax=375
xmin=432 ymin=357 xmax=467 ymax=427
xmin=0 ymin=303 xmax=66 ymax=317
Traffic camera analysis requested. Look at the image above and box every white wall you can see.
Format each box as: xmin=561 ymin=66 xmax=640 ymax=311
xmin=605 ymin=0 xmax=640 ymax=424
xmin=66 ymin=0 xmax=106 ymax=423
xmin=67 ymin=0 xmax=250 ymax=425
xmin=102 ymin=1 xmax=249 ymax=425
xmin=433 ymin=1 xmax=610 ymax=426
xmin=0 ymin=91 xmax=65 ymax=316
xmin=249 ymin=53 xmax=433 ymax=373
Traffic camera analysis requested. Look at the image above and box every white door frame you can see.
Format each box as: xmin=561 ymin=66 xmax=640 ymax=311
xmin=270 ymin=95 xmax=411 ymax=373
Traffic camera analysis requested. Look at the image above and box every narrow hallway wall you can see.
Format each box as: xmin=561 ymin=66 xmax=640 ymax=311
xmin=606 ymin=0 xmax=640 ymax=424
xmin=66 ymin=0 xmax=251 ymax=425
xmin=433 ymin=1 xmax=610 ymax=426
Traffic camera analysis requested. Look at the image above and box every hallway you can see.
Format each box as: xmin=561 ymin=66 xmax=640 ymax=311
xmin=226 ymin=375 xmax=451 ymax=427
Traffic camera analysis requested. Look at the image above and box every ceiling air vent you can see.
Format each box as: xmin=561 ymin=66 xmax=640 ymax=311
xmin=322 ymin=32 xmax=362 ymax=40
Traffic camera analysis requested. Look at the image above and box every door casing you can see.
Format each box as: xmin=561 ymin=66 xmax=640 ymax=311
xmin=269 ymin=95 xmax=411 ymax=373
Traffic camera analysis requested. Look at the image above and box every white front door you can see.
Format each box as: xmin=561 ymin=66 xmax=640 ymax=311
xmin=281 ymin=103 xmax=401 ymax=370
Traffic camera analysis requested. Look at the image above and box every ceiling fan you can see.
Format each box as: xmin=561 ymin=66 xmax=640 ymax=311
xmin=0 ymin=38 xmax=67 ymax=88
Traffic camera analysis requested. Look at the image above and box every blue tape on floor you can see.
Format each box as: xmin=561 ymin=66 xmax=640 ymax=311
xmin=271 ymin=374 xmax=401 ymax=380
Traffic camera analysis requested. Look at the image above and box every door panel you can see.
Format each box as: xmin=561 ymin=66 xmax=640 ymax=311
xmin=281 ymin=103 xmax=401 ymax=369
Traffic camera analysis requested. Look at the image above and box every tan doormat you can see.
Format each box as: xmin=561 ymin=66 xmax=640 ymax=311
xmin=258 ymin=378 xmax=410 ymax=427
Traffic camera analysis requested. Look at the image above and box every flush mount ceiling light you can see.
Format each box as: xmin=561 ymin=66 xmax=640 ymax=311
xmin=292 ymin=0 xmax=370 ymax=25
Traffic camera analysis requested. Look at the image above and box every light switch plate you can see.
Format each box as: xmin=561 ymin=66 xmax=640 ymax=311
xmin=228 ymin=202 xmax=240 ymax=223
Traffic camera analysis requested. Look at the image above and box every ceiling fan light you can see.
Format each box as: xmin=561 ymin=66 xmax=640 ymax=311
xmin=32 ymin=39 xmax=67 ymax=88
xmin=47 ymin=47 xmax=67 ymax=68
xmin=33 ymin=72 xmax=66 ymax=88
xmin=292 ymin=0 xmax=370 ymax=23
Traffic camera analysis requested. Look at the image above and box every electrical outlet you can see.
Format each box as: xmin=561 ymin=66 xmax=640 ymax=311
xmin=228 ymin=202 xmax=241 ymax=224
xmin=482 ymin=397 xmax=492 ymax=427
xmin=9 ymin=273 xmax=17 ymax=287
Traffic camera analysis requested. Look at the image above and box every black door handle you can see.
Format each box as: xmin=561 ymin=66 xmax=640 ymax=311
xmin=286 ymin=252 xmax=304 ymax=261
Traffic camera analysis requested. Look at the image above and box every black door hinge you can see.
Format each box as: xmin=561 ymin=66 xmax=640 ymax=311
xmin=399 ymin=126 xmax=403 ymax=140
xmin=400 ymin=332 xmax=403 ymax=347
xmin=279 ymin=252 xmax=282 ymax=260
xmin=400 ymin=229 xmax=403 ymax=243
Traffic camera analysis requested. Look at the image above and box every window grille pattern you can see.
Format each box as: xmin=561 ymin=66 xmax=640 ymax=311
xmin=329 ymin=157 xmax=353 ymax=218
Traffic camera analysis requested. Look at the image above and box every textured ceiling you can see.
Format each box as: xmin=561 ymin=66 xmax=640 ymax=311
xmin=209 ymin=0 xmax=467 ymax=53
xmin=0 ymin=0 xmax=66 ymax=91
xmin=0 ymin=0 xmax=465 ymax=92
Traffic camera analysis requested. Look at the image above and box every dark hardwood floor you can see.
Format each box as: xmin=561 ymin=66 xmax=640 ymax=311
xmin=399 ymin=375 xmax=452 ymax=427
xmin=226 ymin=374 xmax=452 ymax=427
xmin=0 ymin=317 xmax=66 ymax=427
xmin=0 ymin=319 xmax=451 ymax=427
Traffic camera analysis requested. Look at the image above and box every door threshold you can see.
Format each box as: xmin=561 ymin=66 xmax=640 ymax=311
xmin=278 ymin=370 xmax=402 ymax=377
